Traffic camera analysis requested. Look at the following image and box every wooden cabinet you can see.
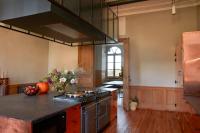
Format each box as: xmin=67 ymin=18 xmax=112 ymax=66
xmin=78 ymin=46 xmax=95 ymax=89
xmin=66 ymin=104 xmax=81 ymax=133
xmin=110 ymin=90 xmax=117 ymax=121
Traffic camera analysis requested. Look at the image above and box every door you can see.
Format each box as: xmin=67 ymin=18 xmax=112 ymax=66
xmin=119 ymin=38 xmax=130 ymax=111
xmin=175 ymin=43 xmax=183 ymax=88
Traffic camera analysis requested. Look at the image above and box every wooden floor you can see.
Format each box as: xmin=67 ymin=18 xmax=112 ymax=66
xmin=103 ymin=98 xmax=200 ymax=133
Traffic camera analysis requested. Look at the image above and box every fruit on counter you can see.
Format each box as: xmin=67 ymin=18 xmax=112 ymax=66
xmin=36 ymin=82 xmax=49 ymax=94
xmin=24 ymin=86 xmax=39 ymax=96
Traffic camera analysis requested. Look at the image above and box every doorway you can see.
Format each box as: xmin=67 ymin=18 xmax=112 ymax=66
xmin=94 ymin=38 xmax=130 ymax=111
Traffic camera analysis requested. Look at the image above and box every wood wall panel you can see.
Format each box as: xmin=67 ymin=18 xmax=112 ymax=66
xmin=152 ymin=88 xmax=166 ymax=110
xmin=95 ymin=70 xmax=104 ymax=87
xmin=137 ymin=88 xmax=153 ymax=109
xmin=130 ymin=86 xmax=195 ymax=113
xmin=78 ymin=46 xmax=95 ymax=89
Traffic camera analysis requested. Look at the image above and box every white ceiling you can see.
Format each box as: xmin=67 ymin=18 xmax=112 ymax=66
xmin=111 ymin=0 xmax=200 ymax=16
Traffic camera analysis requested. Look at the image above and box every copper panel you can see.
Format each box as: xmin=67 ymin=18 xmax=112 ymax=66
xmin=183 ymin=31 xmax=200 ymax=96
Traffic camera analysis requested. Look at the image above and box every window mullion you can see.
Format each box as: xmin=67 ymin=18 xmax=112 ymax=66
xmin=114 ymin=54 xmax=115 ymax=77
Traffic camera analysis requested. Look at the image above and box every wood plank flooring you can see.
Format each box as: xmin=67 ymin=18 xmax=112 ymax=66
xmin=103 ymin=99 xmax=200 ymax=133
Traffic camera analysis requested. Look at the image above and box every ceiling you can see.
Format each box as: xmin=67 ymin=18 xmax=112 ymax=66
xmin=111 ymin=0 xmax=200 ymax=16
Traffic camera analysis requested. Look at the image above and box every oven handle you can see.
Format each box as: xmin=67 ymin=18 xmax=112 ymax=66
xmin=97 ymin=96 xmax=111 ymax=103
xmin=82 ymin=102 xmax=97 ymax=110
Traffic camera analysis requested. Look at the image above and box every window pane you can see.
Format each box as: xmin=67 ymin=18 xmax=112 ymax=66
xmin=108 ymin=48 xmax=114 ymax=54
xmin=115 ymin=63 xmax=121 ymax=69
xmin=107 ymin=63 xmax=114 ymax=69
xmin=116 ymin=48 xmax=121 ymax=54
xmin=112 ymin=47 xmax=118 ymax=53
xmin=115 ymin=55 xmax=121 ymax=63
xmin=107 ymin=46 xmax=121 ymax=54
xmin=107 ymin=56 xmax=114 ymax=62
xmin=115 ymin=69 xmax=121 ymax=77
xmin=108 ymin=70 xmax=114 ymax=77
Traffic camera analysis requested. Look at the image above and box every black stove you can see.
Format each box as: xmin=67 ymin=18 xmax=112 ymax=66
xmin=54 ymin=89 xmax=111 ymax=133
xmin=53 ymin=89 xmax=111 ymax=106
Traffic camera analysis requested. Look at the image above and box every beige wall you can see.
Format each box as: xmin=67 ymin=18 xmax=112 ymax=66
xmin=0 ymin=28 xmax=78 ymax=85
xmin=48 ymin=42 xmax=78 ymax=72
xmin=126 ymin=7 xmax=198 ymax=87
xmin=0 ymin=27 xmax=49 ymax=84
xmin=119 ymin=17 xmax=126 ymax=36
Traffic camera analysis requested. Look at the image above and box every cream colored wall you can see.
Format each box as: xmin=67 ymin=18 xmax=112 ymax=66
xmin=119 ymin=17 xmax=126 ymax=37
xmin=0 ymin=27 xmax=49 ymax=84
xmin=48 ymin=42 xmax=78 ymax=72
xmin=0 ymin=28 xmax=78 ymax=85
xmin=126 ymin=7 xmax=198 ymax=87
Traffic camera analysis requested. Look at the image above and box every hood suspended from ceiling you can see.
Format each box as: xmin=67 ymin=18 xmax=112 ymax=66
xmin=107 ymin=0 xmax=146 ymax=7
xmin=0 ymin=0 xmax=118 ymax=46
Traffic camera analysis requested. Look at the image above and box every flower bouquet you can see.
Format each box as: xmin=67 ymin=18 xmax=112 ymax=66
xmin=43 ymin=68 xmax=83 ymax=93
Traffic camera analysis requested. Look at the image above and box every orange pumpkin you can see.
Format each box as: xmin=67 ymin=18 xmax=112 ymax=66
xmin=36 ymin=82 xmax=49 ymax=94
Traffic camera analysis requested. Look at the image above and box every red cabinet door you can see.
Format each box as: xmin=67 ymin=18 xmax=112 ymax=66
xmin=66 ymin=104 xmax=81 ymax=133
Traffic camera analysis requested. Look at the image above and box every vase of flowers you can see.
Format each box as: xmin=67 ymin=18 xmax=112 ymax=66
xmin=43 ymin=68 xmax=82 ymax=93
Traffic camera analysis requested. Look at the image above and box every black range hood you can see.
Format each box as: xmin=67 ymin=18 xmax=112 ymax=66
xmin=0 ymin=0 xmax=118 ymax=46
xmin=107 ymin=0 xmax=147 ymax=7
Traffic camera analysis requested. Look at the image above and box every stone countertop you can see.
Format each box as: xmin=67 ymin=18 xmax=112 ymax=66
xmin=0 ymin=92 xmax=80 ymax=123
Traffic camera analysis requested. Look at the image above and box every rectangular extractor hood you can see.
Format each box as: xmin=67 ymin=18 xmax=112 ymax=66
xmin=0 ymin=0 xmax=118 ymax=46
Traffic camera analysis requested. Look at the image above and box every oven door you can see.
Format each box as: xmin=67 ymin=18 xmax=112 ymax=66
xmin=82 ymin=102 xmax=97 ymax=133
xmin=32 ymin=112 xmax=66 ymax=133
xmin=97 ymin=96 xmax=111 ymax=132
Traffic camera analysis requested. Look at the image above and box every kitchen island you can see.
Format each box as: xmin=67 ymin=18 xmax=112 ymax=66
xmin=0 ymin=92 xmax=81 ymax=133
xmin=0 ymin=89 xmax=115 ymax=133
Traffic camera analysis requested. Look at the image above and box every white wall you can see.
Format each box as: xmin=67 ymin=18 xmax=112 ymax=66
xmin=126 ymin=7 xmax=198 ymax=87
xmin=0 ymin=27 xmax=49 ymax=84
xmin=48 ymin=42 xmax=78 ymax=72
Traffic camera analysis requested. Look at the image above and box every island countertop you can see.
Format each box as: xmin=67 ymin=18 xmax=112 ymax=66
xmin=0 ymin=92 xmax=80 ymax=123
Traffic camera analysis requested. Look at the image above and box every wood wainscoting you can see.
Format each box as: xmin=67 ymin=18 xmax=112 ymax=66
xmin=130 ymin=86 xmax=196 ymax=113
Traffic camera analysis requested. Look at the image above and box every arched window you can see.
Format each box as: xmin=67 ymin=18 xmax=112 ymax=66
xmin=107 ymin=46 xmax=122 ymax=78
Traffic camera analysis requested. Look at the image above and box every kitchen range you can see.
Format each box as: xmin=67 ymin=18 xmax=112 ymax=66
xmin=54 ymin=89 xmax=111 ymax=133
